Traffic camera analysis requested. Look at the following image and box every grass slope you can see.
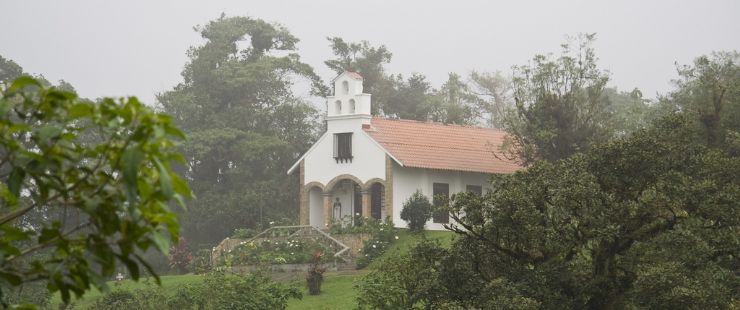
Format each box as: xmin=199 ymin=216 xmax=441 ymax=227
xmin=51 ymin=229 xmax=456 ymax=309
xmin=50 ymin=274 xmax=202 ymax=309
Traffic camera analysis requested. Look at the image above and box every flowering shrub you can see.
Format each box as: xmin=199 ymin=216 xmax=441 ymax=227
xmin=224 ymin=238 xmax=338 ymax=266
xmin=355 ymin=218 xmax=398 ymax=269
xmin=329 ymin=215 xmax=376 ymax=234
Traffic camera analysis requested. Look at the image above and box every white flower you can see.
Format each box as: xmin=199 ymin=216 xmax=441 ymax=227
xmin=355 ymin=213 xmax=360 ymax=216
xmin=395 ymin=236 xmax=399 ymax=240
xmin=379 ymin=228 xmax=383 ymax=231
xmin=269 ymin=221 xmax=275 ymax=225
xmin=372 ymin=244 xmax=376 ymax=248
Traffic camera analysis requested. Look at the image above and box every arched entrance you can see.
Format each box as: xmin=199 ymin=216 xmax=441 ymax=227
xmin=369 ymin=183 xmax=385 ymax=220
xmin=324 ymin=176 xmax=363 ymax=228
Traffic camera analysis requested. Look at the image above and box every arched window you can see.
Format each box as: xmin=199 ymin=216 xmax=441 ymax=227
xmin=335 ymin=100 xmax=342 ymax=114
xmin=349 ymin=99 xmax=356 ymax=113
xmin=342 ymin=80 xmax=349 ymax=95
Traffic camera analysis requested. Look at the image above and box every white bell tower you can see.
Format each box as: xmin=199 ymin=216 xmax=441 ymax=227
xmin=326 ymin=71 xmax=372 ymax=132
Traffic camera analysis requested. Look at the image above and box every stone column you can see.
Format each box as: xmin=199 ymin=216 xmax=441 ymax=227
xmin=323 ymin=193 xmax=332 ymax=229
xmin=298 ymin=161 xmax=309 ymax=225
xmin=361 ymin=190 xmax=371 ymax=219
xmin=385 ymin=156 xmax=394 ymax=222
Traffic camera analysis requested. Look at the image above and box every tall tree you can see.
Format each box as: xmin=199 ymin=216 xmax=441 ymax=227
xmin=668 ymin=51 xmax=740 ymax=147
xmin=469 ymin=70 xmax=514 ymax=129
xmin=361 ymin=115 xmax=739 ymax=309
xmin=375 ymin=73 xmax=434 ymax=121
xmin=159 ymin=15 xmax=325 ymax=247
xmin=324 ymin=37 xmax=392 ymax=102
xmin=0 ymin=56 xmax=23 ymax=84
xmin=427 ymin=73 xmax=480 ymax=125
xmin=503 ymin=34 xmax=611 ymax=165
xmin=0 ymin=77 xmax=191 ymax=307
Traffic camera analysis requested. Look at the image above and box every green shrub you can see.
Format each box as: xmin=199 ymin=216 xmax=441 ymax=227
xmin=225 ymin=238 xmax=338 ymax=266
xmin=91 ymin=287 xmax=167 ymax=310
xmin=231 ymin=228 xmax=257 ymax=239
xmin=400 ymin=191 xmax=433 ymax=232
xmin=356 ymin=239 xmax=451 ymax=309
xmin=355 ymin=218 xmax=398 ymax=269
xmin=167 ymin=272 xmax=302 ymax=310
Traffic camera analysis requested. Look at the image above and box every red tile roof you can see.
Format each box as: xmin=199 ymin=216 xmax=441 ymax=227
xmin=345 ymin=71 xmax=363 ymax=80
xmin=365 ymin=117 xmax=522 ymax=174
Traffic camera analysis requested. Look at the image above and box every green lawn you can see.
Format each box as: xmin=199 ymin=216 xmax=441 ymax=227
xmin=286 ymin=270 xmax=367 ymax=310
xmin=50 ymin=274 xmax=203 ymax=309
xmin=50 ymin=229 xmax=456 ymax=309
xmin=368 ymin=229 xmax=456 ymax=268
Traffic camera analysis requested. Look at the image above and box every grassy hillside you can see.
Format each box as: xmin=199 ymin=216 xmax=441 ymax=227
xmin=50 ymin=229 xmax=456 ymax=309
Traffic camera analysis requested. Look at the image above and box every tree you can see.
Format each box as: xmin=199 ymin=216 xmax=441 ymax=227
xmin=436 ymin=115 xmax=739 ymax=309
xmin=324 ymin=37 xmax=392 ymax=101
xmin=0 ymin=56 xmax=23 ymax=84
xmin=0 ymin=77 xmax=191 ymax=307
xmin=668 ymin=51 xmax=740 ymax=147
xmin=356 ymin=240 xmax=451 ymax=309
xmin=503 ymin=34 xmax=611 ymax=165
xmin=428 ymin=73 xmax=480 ymax=125
xmin=159 ymin=15 xmax=325 ymax=247
xmin=375 ymin=73 xmax=434 ymax=121
xmin=469 ymin=71 xmax=514 ymax=129
xmin=400 ymin=190 xmax=432 ymax=232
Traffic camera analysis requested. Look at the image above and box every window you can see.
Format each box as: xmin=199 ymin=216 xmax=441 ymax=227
xmin=342 ymin=80 xmax=349 ymax=95
xmin=466 ymin=185 xmax=482 ymax=196
xmin=349 ymin=99 xmax=356 ymax=113
xmin=333 ymin=133 xmax=353 ymax=163
xmin=432 ymin=183 xmax=449 ymax=223
xmin=334 ymin=100 xmax=342 ymax=114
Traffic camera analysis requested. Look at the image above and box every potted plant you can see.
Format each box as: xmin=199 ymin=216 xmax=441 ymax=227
xmin=306 ymin=252 xmax=327 ymax=295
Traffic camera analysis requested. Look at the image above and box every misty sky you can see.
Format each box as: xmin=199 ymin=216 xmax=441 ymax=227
xmin=1 ymin=0 xmax=739 ymax=105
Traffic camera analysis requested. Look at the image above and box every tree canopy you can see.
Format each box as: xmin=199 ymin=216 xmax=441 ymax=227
xmin=158 ymin=15 xmax=325 ymax=247
xmin=0 ymin=77 xmax=191 ymax=307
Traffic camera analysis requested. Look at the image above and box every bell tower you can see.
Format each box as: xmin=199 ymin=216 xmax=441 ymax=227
xmin=326 ymin=71 xmax=372 ymax=132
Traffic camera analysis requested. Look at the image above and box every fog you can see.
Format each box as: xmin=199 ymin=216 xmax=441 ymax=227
xmin=1 ymin=0 xmax=738 ymax=103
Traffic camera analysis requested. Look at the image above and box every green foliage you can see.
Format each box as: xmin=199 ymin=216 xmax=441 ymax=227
xmin=356 ymin=239 xmax=457 ymax=309
xmin=400 ymin=191 xmax=432 ymax=232
xmin=231 ymin=228 xmax=257 ymax=239
xmin=0 ymin=77 xmax=191 ymax=307
xmin=159 ymin=15 xmax=324 ymax=247
xmin=167 ymin=272 xmax=302 ymax=310
xmin=355 ymin=218 xmax=398 ymax=269
xmin=427 ymin=73 xmax=480 ymax=125
xmin=0 ymin=56 xmax=23 ymax=84
xmin=469 ymin=70 xmax=514 ymax=128
xmin=328 ymin=216 xmax=383 ymax=235
xmin=668 ymin=51 xmax=740 ymax=148
xmin=91 ymin=287 xmax=167 ymax=310
xmin=0 ymin=280 xmax=51 ymax=309
xmin=504 ymin=33 xmax=613 ymax=165
xmin=224 ymin=238 xmax=337 ymax=266
xmin=90 ymin=272 xmax=301 ymax=310
xmin=439 ymin=115 xmax=739 ymax=308
xmin=324 ymin=37 xmax=392 ymax=100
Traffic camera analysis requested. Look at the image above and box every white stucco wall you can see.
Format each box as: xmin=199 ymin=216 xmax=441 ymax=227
xmin=303 ymin=130 xmax=386 ymax=187
xmin=391 ymin=164 xmax=492 ymax=231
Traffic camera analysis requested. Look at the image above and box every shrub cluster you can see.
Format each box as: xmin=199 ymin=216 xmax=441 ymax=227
xmin=224 ymin=238 xmax=337 ymax=266
xmin=355 ymin=218 xmax=398 ymax=269
xmin=400 ymin=190 xmax=433 ymax=232
xmin=91 ymin=272 xmax=301 ymax=310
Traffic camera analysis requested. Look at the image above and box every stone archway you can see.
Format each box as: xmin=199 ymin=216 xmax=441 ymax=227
xmin=323 ymin=175 xmax=364 ymax=228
